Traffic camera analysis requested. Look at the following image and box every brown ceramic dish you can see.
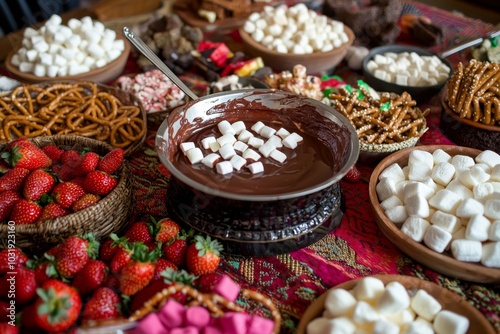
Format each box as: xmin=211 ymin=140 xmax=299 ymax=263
xmin=5 ymin=35 xmax=130 ymax=84
xmin=239 ymin=25 xmax=355 ymax=74
xmin=296 ymin=274 xmax=496 ymax=334
xmin=369 ymin=145 xmax=500 ymax=283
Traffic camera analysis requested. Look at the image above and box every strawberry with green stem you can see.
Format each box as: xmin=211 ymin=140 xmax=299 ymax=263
xmin=118 ymin=244 xmax=158 ymax=296
xmin=125 ymin=220 xmax=154 ymax=244
xmin=82 ymin=287 xmax=122 ymax=322
xmin=1 ymin=138 xmax=51 ymax=170
xmin=9 ymin=199 xmax=41 ymax=224
xmin=23 ymin=169 xmax=55 ymax=201
xmin=98 ymin=148 xmax=125 ymax=174
xmin=0 ymin=167 xmax=30 ymax=192
xmin=26 ymin=254 xmax=58 ymax=286
xmin=72 ymin=259 xmax=108 ymax=296
xmin=83 ymin=170 xmax=117 ymax=196
xmin=154 ymin=217 xmax=181 ymax=244
xmin=163 ymin=229 xmax=194 ymax=267
xmin=55 ymin=232 xmax=99 ymax=279
xmin=186 ymin=235 xmax=223 ymax=276
xmin=52 ymin=182 xmax=86 ymax=209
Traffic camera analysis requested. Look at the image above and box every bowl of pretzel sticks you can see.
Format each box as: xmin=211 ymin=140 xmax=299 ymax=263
xmin=440 ymin=59 xmax=500 ymax=153
xmin=326 ymin=84 xmax=428 ymax=165
xmin=0 ymin=81 xmax=147 ymax=155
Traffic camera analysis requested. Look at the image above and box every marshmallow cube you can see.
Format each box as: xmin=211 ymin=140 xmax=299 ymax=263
xmin=379 ymin=164 xmax=406 ymax=183
xmin=401 ymin=217 xmax=430 ymax=242
xmin=428 ymin=189 xmax=462 ymax=213
xmin=376 ymin=281 xmax=410 ymax=316
xmin=306 ymin=317 xmax=352 ymax=334
xmin=185 ymin=305 xmax=211 ymax=328
xmin=409 ymin=149 xmax=434 ymax=170
xmin=484 ymin=199 xmax=500 ymax=220
xmin=242 ymin=148 xmax=261 ymax=162
xmin=433 ymin=148 xmax=451 ymax=164
xmin=352 ymin=301 xmax=381 ymax=324
xmin=491 ymin=165 xmax=500 ymax=181
xmin=446 ymin=180 xmax=473 ymax=200
xmin=270 ymin=149 xmax=287 ymax=163
xmin=201 ymin=153 xmax=221 ymax=168
xmin=408 ymin=162 xmax=432 ymax=181
xmin=230 ymin=155 xmax=247 ymax=171
xmin=380 ymin=195 xmax=403 ymax=211
xmin=259 ymin=125 xmax=277 ymax=138
xmin=423 ymin=225 xmax=452 ymax=253
xmin=201 ymin=136 xmax=217 ymax=149
xmin=352 ymin=277 xmax=385 ymax=302
xmin=451 ymin=239 xmax=482 ymax=262
xmin=217 ymin=133 xmax=237 ymax=147
xmin=473 ymin=183 xmax=494 ymax=201
xmin=404 ymin=182 xmax=435 ymax=202
xmin=385 ymin=205 xmax=408 ymax=224
xmin=376 ymin=177 xmax=398 ymax=201
xmin=410 ymin=289 xmax=442 ymax=321
xmin=217 ymin=120 xmax=235 ymax=135
xmin=238 ymin=129 xmax=254 ymax=143
xmin=185 ymin=147 xmax=204 ymax=165
xmin=212 ymin=275 xmax=241 ymax=302
xmin=451 ymin=154 xmax=475 ymax=170
xmin=403 ymin=319 xmax=435 ymax=334
xmin=431 ymin=210 xmax=461 ymax=234
xmin=216 ymin=161 xmax=233 ymax=175
xmin=433 ymin=310 xmax=470 ymax=334
xmin=251 ymin=121 xmax=265 ymax=133
xmin=209 ymin=141 xmax=221 ymax=153
xmin=248 ymin=162 xmax=264 ymax=174
xmin=248 ymin=137 xmax=265 ymax=149
xmin=276 ymin=127 xmax=291 ymax=139
xmin=373 ymin=319 xmax=400 ymax=334
xmin=385 ymin=309 xmax=415 ymax=327
xmin=34 ymin=64 xmax=47 ymax=77
xmin=465 ymin=215 xmax=491 ymax=241
xmin=456 ymin=198 xmax=484 ymax=218
xmin=489 ymin=220 xmax=500 ymax=241
xmin=406 ymin=194 xmax=430 ymax=218
xmin=258 ymin=141 xmax=276 ymax=158
xmin=157 ymin=299 xmax=185 ymax=328
xmin=481 ymin=242 xmax=500 ymax=268
xmin=247 ymin=315 xmax=275 ymax=334
xmin=267 ymin=135 xmax=283 ymax=148
xmin=135 ymin=313 xmax=169 ymax=334
xmin=233 ymin=141 xmax=249 ymax=153
xmin=219 ymin=144 xmax=237 ymax=160
xmin=475 ymin=150 xmax=500 ymax=168
xmin=431 ymin=162 xmax=455 ymax=186
xmin=324 ymin=288 xmax=357 ymax=317
xmin=231 ymin=121 xmax=246 ymax=134
xmin=220 ymin=312 xmax=250 ymax=334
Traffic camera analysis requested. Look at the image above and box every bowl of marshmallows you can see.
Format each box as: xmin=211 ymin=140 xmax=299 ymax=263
xmin=5 ymin=15 xmax=130 ymax=83
xmin=239 ymin=3 xmax=355 ymax=74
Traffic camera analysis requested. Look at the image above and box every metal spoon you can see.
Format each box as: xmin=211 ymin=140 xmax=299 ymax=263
xmin=439 ymin=30 xmax=499 ymax=58
xmin=122 ymin=26 xmax=199 ymax=101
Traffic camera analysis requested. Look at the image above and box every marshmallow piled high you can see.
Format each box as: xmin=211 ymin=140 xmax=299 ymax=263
xmin=243 ymin=3 xmax=349 ymax=54
xmin=376 ymin=148 xmax=500 ymax=268
xmin=307 ymin=277 xmax=469 ymax=334
xmin=181 ymin=120 xmax=303 ymax=176
xmin=11 ymin=15 xmax=125 ymax=77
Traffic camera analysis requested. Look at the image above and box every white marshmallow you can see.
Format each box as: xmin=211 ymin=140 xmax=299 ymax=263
xmin=248 ymin=161 xmax=264 ymax=174
xmin=186 ymin=147 xmax=204 ymax=164
xmin=33 ymin=64 xmax=47 ymax=77
xmin=248 ymin=137 xmax=264 ymax=149
xmin=180 ymin=142 xmax=195 ymax=155
xmin=282 ymin=132 xmax=303 ymax=149
xmin=324 ymin=288 xmax=357 ymax=318
xmin=231 ymin=121 xmax=246 ymax=134
xmin=465 ymin=215 xmax=491 ymax=241
xmin=401 ymin=217 xmax=430 ymax=242
xmin=267 ymin=135 xmax=283 ymax=148
xmin=276 ymin=127 xmax=291 ymax=139
xmin=455 ymin=198 xmax=484 ymax=218
xmin=410 ymin=289 xmax=442 ymax=321
xmin=404 ymin=182 xmax=435 ymax=202
xmin=423 ymin=225 xmax=452 ymax=253
xmin=475 ymin=150 xmax=500 ymax=168
xmin=306 ymin=317 xmax=353 ymax=334
xmin=428 ymin=189 xmax=462 ymax=213
xmin=459 ymin=166 xmax=490 ymax=188
xmin=217 ymin=133 xmax=237 ymax=147
xmin=489 ymin=220 xmax=500 ymax=241
xmin=376 ymin=178 xmax=398 ymax=201
xmin=433 ymin=149 xmax=451 ymax=164
xmin=258 ymin=141 xmax=276 ymax=158
xmin=216 ymin=161 xmax=233 ymax=175
xmin=409 ymin=150 xmax=434 ymax=170
xmin=218 ymin=120 xmax=236 ymax=136
xmin=403 ymin=318 xmax=434 ymax=334
xmin=385 ymin=205 xmax=408 ymax=224
xmin=490 ymin=165 xmax=500 ymax=181
xmin=481 ymin=242 xmax=500 ymax=267
xmin=406 ymin=194 xmax=430 ymax=218
xmin=251 ymin=121 xmax=265 ymax=133
xmin=380 ymin=195 xmax=404 ymax=211
xmin=219 ymin=143 xmax=237 ymax=160
xmin=201 ymin=136 xmax=217 ymax=150
xmin=473 ymin=182 xmax=495 ymax=201
xmin=451 ymin=239 xmax=482 ymax=262
xmin=352 ymin=277 xmax=385 ymax=302
xmin=385 ymin=309 xmax=415 ymax=327
xmin=421 ymin=177 xmax=439 ymax=193
xmin=373 ymin=319 xmax=399 ymax=334
xmin=270 ymin=149 xmax=287 ymax=163
xmin=433 ymin=310 xmax=470 ymax=334
xmin=484 ymin=199 xmax=500 ymax=220
xmin=352 ymin=301 xmax=381 ymax=324
xmin=451 ymin=154 xmax=475 ymax=170
xmin=46 ymin=65 xmax=59 ymax=78
xmin=209 ymin=141 xmax=221 ymax=153
xmin=446 ymin=180 xmax=473 ymax=200
xmin=408 ymin=161 xmax=432 ymax=181
xmin=431 ymin=162 xmax=455 ymax=186
xmin=201 ymin=153 xmax=221 ymax=168
xmin=237 ymin=129 xmax=254 ymax=143
xmin=233 ymin=141 xmax=248 ymax=153
xmin=376 ymin=281 xmax=410 ymax=316
xmin=259 ymin=125 xmax=276 ymax=138
xmin=229 ymin=155 xmax=247 ymax=171
xmin=431 ymin=210 xmax=461 ymax=234
xmin=242 ymin=148 xmax=261 ymax=162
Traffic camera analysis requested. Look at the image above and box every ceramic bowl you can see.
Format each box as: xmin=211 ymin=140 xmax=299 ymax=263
xmin=369 ymin=145 xmax=500 ymax=283
xmin=156 ymin=89 xmax=359 ymax=256
xmin=362 ymin=45 xmax=452 ymax=101
xmin=239 ymin=25 xmax=355 ymax=74
xmin=5 ymin=35 xmax=130 ymax=84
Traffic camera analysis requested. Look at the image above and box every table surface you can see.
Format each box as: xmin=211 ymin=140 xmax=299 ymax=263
xmin=1 ymin=1 xmax=500 ymax=333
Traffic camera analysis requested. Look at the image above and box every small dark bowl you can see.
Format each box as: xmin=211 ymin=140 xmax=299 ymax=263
xmin=362 ymin=45 xmax=452 ymax=101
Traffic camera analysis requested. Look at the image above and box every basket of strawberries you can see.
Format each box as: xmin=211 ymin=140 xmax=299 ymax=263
xmin=0 ymin=135 xmax=132 ymax=252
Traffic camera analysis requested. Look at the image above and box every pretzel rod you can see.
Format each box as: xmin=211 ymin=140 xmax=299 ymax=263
xmin=447 ymin=62 xmax=463 ymax=107
xmin=457 ymin=60 xmax=481 ymax=118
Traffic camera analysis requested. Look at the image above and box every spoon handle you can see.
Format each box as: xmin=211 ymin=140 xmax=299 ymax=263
xmin=439 ymin=30 xmax=499 ymax=58
xmin=122 ymin=26 xmax=199 ymax=101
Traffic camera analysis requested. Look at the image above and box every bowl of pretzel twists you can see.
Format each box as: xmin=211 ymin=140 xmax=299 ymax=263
xmin=326 ymin=83 xmax=428 ymax=165
xmin=0 ymin=81 xmax=147 ymax=155
xmin=440 ymin=60 xmax=500 ymax=153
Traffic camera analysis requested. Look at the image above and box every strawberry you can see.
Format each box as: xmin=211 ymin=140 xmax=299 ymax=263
xmin=69 ymin=176 xmax=86 ymax=188
xmin=109 ymin=243 xmax=134 ymax=274
xmin=155 ymin=217 xmax=181 ymax=243
xmin=0 ymin=266 xmax=37 ymax=305
xmin=23 ymin=169 xmax=55 ymax=201
xmin=0 ymin=191 xmax=21 ymax=221
xmin=0 ymin=248 xmax=28 ymax=274
xmin=82 ymin=287 xmax=121 ymax=322
xmin=52 ymin=182 xmax=85 ymax=208
xmin=60 ymin=149 xmax=81 ymax=167
xmin=98 ymin=148 xmax=125 ymax=175
xmin=125 ymin=221 xmax=153 ymax=244
xmin=72 ymin=259 xmax=108 ymax=296
xmin=19 ymin=303 xmax=40 ymax=330
xmin=71 ymin=193 xmax=100 ymax=211
xmin=118 ymin=246 xmax=157 ymax=296
xmin=99 ymin=236 xmax=121 ymax=264
xmin=9 ymin=199 xmax=41 ymax=224
xmin=186 ymin=235 xmax=223 ymax=276
xmin=54 ymin=164 xmax=76 ymax=181
xmin=1 ymin=138 xmax=51 ymax=169
xmin=26 ymin=254 xmax=58 ymax=286
xmin=75 ymin=151 xmax=100 ymax=176
xmin=0 ymin=167 xmax=30 ymax=192
xmin=0 ymin=323 xmax=18 ymax=334
xmin=153 ymin=258 xmax=177 ymax=280
xmin=34 ymin=279 xmax=82 ymax=332
xmin=195 ymin=272 xmax=224 ymax=294
xmin=42 ymin=145 xmax=63 ymax=163
xmin=344 ymin=165 xmax=361 ymax=182
xmin=83 ymin=170 xmax=117 ymax=196
xmin=163 ymin=238 xmax=189 ymax=267
xmin=55 ymin=233 xmax=99 ymax=278
xmin=39 ymin=203 xmax=69 ymax=221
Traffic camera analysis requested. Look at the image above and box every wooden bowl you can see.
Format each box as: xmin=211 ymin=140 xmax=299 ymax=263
xmin=296 ymin=274 xmax=496 ymax=334
xmin=368 ymin=145 xmax=500 ymax=283
xmin=239 ymin=25 xmax=355 ymax=74
xmin=5 ymin=35 xmax=130 ymax=84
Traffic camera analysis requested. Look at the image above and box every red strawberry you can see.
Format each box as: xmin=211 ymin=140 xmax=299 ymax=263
xmin=0 ymin=266 xmax=37 ymax=305
xmin=9 ymin=199 xmax=41 ymax=224
xmin=60 ymin=149 xmax=81 ymax=167
xmin=52 ymin=182 xmax=85 ymax=208
xmin=125 ymin=221 xmax=153 ymax=244
xmin=34 ymin=279 xmax=82 ymax=332
xmin=42 ymin=145 xmax=63 ymax=163
xmin=26 ymin=255 xmax=58 ymax=286
xmin=69 ymin=176 xmax=86 ymax=188
xmin=98 ymin=148 xmax=125 ymax=174
xmin=54 ymin=164 xmax=76 ymax=181
xmin=1 ymin=138 xmax=51 ymax=169
xmin=110 ymin=243 xmax=134 ymax=274
xmin=0 ymin=301 xmax=10 ymax=321
xmin=0 ymin=167 xmax=30 ymax=192
xmin=20 ymin=303 xmax=40 ymax=330
xmin=344 ymin=165 xmax=361 ymax=182
xmin=55 ymin=233 xmax=99 ymax=278
xmin=75 ymin=152 xmax=100 ymax=176
xmin=46 ymin=245 xmax=61 ymax=258
xmin=0 ymin=191 xmax=21 ymax=221
xmin=153 ymin=258 xmax=177 ymax=280
xmin=186 ymin=235 xmax=223 ymax=276
xmin=39 ymin=203 xmax=69 ymax=221
xmin=118 ymin=246 xmax=157 ymax=296
xmin=71 ymin=193 xmax=100 ymax=211
xmin=0 ymin=323 xmax=18 ymax=334
xmin=163 ymin=238 xmax=189 ymax=267
xmin=82 ymin=287 xmax=121 ymax=322
xmin=0 ymin=248 xmax=28 ymax=274
xmin=23 ymin=169 xmax=55 ymax=201
xmin=99 ymin=236 xmax=121 ymax=264
xmin=83 ymin=170 xmax=117 ymax=196
xmin=155 ymin=218 xmax=181 ymax=243
xmin=195 ymin=272 xmax=224 ymax=294
xmin=72 ymin=259 xmax=108 ymax=296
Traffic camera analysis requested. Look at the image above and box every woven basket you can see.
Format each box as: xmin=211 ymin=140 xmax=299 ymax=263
xmin=0 ymin=135 xmax=133 ymax=253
